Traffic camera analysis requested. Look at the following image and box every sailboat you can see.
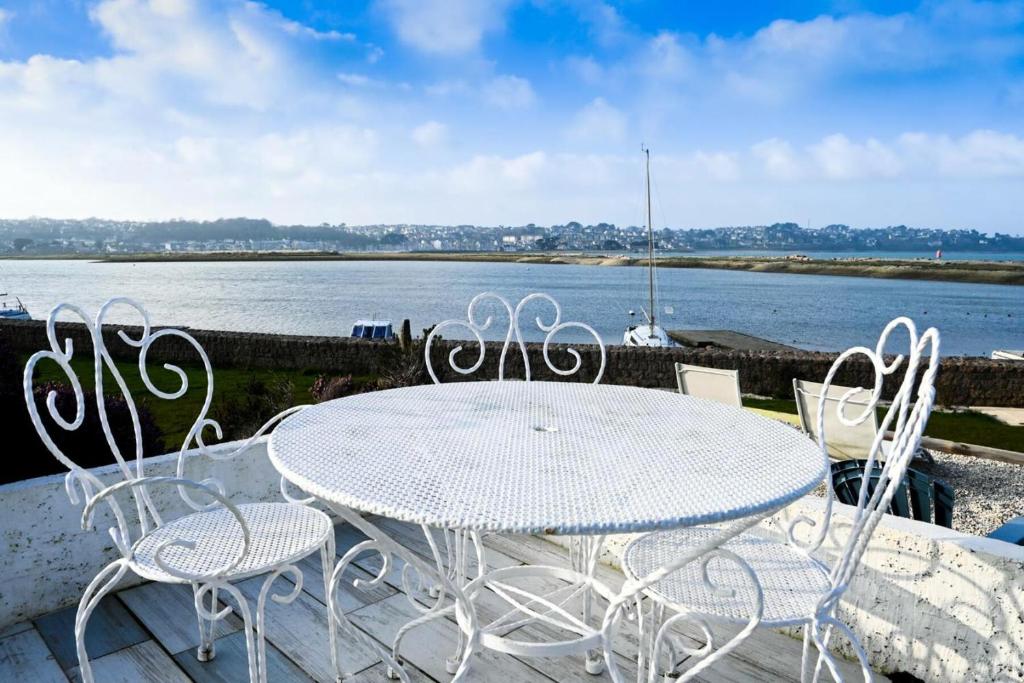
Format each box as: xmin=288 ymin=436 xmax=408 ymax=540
xmin=623 ymin=147 xmax=674 ymax=347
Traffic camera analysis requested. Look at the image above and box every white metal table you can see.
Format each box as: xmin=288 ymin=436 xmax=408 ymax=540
xmin=268 ymin=381 xmax=825 ymax=681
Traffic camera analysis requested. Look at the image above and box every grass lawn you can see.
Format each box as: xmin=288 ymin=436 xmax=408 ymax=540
xmin=744 ymin=397 xmax=1024 ymax=453
xmin=28 ymin=355 xmax=322 ymax=447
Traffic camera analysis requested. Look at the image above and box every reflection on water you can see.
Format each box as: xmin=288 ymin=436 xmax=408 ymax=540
xmin=2 ymin=259 xmax=1021 ymax=356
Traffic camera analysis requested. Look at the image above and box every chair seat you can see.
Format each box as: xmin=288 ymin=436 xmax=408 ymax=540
xmin=131 ymin=502 xmax=332 ymax=583
xmin=622 ymin=528 xmax=831 ymax=626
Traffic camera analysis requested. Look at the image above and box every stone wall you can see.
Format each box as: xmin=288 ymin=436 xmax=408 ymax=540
xmin=4 ymin=318 xmax=1023 ymax=406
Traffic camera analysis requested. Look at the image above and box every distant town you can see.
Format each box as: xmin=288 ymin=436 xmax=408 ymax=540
xmin=1 ymin=217 xmax=1022 ymax=256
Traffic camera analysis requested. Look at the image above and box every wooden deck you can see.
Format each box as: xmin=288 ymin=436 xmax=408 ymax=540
xmin=0 ymin=517 xmax=883 ymax=682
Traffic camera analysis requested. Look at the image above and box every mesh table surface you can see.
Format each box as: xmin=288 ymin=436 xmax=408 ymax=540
xmin=268 ymin=382 xmax=826 ymax=535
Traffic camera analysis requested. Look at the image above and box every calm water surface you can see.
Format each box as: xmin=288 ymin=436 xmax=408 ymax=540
xmin=2 ymin=259 xmax=1021 ymax=356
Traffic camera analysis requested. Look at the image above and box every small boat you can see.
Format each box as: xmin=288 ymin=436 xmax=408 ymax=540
xmin=0 ymin=293 xmax=30 ymax=321
xmin=992 ymin=349 xmax=1024 ymax=361
xmin=624 ymin=147 xmax=675 ymax=348
xmin=351 ymin=319 xmax=395 ymax=340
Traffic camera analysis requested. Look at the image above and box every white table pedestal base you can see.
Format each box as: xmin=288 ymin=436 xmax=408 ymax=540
xmin=453 ymin=564 xmax=618 ymax=665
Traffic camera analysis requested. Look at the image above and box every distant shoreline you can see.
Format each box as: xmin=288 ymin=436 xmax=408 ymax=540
xmin=6 ymin=250 xmax=1024 ymax=286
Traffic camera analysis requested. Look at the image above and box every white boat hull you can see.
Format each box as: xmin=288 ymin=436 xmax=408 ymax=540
xmin=624 ymin=324 xmax=675 ymax=347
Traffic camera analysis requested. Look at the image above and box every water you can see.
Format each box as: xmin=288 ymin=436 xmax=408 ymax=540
xmin=2 ymin=259 xmax=1021 ymax=357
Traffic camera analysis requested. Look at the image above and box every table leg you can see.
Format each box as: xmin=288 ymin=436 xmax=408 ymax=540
xmin=600 ymin=514 xmax=770 ymax=683
xmin=324 ymin=504 xmax=483 ymax=682
xmin=569 ymin=534 xmax=607 ymax=675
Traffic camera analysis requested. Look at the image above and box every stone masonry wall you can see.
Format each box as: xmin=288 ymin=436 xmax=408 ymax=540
xmin=3 ymin=318 xmax=1022 ymax=406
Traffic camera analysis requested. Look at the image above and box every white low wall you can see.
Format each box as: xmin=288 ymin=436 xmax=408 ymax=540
xmin=548 ymin=498 xmax=1024 ymax=682
xmin=2 ymin=447 xmax=1022 ymax=680
xmin=0 ymin=440 xmax=281 ymax=627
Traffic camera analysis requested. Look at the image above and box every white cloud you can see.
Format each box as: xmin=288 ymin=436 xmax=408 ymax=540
xmin=575 ymin=1 xmax=629 ymax=47
xmin=565 ymin=55 xmax=604 ymax=84
xmin=0 ymin=8 xmax=12 ymax=26
xmin=443 ymin=151 xmax=547 ymax=195
xmin=638 ymin=32 xmax=693 ymax=81
xmin=1 ymin=1 xmax=1023 ymax=232
xmin=897 ymin=129 xmax=1024 ymax=177
xmin=337 ymin=72 xmax=387 ymax=88
xmin=693 ymin=151 xmax=741 ymax=181
xmin=377 ymin=0 xmax=512 ymax=55
xmin=752 ymin=138 xmax=803 ymax=180
xmin=809 ymin=134 xmax=904 ymax=180
xmin=424 ymin=79 xmax=469 ymax=97
xmin=412 ymin=120 xmax=448 ymax=147
xmin=567 ymin=97 xmax=626 ymax=142
xmin=482 ymin=74 xmax=535 ymax=108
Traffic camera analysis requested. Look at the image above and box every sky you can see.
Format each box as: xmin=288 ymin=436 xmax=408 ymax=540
xmin=0 ymin=1 xmax=1022 ymax=233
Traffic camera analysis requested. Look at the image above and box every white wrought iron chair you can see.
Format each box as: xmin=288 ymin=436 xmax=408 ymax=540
xmin=606 ymin=317 xmax=940 ymax=682
xmin=22 ymin=299 xmax=340 ymax=683
xmin=674 ymin=363 xmax=743 ymax=408
xmin=398 ymin=291 xmax=607 ymax=675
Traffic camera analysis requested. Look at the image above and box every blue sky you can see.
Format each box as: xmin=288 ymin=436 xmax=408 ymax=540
xmin=0 ymin=1 xmax=1022 ymax=233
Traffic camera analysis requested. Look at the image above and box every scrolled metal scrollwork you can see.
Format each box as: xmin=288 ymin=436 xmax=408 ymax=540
xmin=786 ymin=316 xmax=932 ymax=555
xmin=513 ymin=292 xmax=606 ymax=383
xmin=328 ymin=539 xmax=417 ymax=682
xmin=425 ymin=292 xmax=517 ymax=383
xmin=425 ymin=291 xmax=605 ymax=384
xmin=25 ymin=298 xmax=337 ymax=683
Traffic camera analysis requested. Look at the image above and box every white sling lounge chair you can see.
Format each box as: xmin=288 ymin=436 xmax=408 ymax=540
xmin=675 ymin=363 xmax=743 ymax=408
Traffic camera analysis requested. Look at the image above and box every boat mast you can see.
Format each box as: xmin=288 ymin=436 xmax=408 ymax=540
xmin=644 ymin=146 xmax=655 ymax=332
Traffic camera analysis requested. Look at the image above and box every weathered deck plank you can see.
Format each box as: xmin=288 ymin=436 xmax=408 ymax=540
xmin=34 ymin=595 xmax=148 ymax=672
xmin=172 ymin=631 xmax=314 ymax=683
xmin=348 ymin=593 xmax=551 ymax=682
xmin=17 ymin=520 xmax=885 ymax=682
xmin=66 ymin=640 xmax=190 ymax=683
xmin=0 ymin=620 xmax=34 ymax=639
xmin=344 ymin=661 xmax=436 ymax=682
xmin=290 ymin=551 xmax=397 ymax=611
xmin=232 ymin=573 xmax=380 ymax=681
xmin=0 ymin=627 xmax=69 ymax=682
xmin=119 ymin=581 xmax=242 ymax=656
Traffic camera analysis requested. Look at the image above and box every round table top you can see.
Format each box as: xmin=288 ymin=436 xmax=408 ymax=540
xmin=268 ymin=381 xmax=826 ymax=535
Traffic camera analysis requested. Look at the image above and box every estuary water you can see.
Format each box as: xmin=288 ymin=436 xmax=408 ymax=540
xmin=2 ymin=258 xmax=1021 ymax=357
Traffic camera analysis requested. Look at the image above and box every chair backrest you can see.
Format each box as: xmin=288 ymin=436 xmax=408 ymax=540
xmin=424 ymin=292 xmax=606 ymax=384
xmin=23 ymin=298 xmax=304 ymax=558
xmin=831 ymin=460 xmax=954 ymax=528
xmin=794 ymin=378 xmax=880 ymax=460
xmin=793 ymin=318 xmax=941 ymax=614
xmin=674 ymin=363 xmax=742 ymax=407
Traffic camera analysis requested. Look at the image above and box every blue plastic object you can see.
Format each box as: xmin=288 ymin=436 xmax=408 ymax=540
xmin=988 ymin=516 xmax=1024 ymax=545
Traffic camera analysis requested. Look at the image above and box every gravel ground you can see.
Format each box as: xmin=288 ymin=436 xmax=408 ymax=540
xmin=914 ymin=450 xmax=1024 ymax=537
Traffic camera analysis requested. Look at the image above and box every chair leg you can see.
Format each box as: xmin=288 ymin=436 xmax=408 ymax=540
xmin=255 ymin=565 xmax=304 ymax=683
xmin=812 ymin=617 xmax=874 ymax=683
xmin=800 ymin=625 xmax=814 ymax=683
xmin=192 ymin=583 xmax=218 ymax=662
xmin=75 ymin=559 xmax=130 ymax=683
xmin=321 ymin=534 xmax=342 ymax=683
xmin=201 ymin=582 xmax=259 ymax=682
